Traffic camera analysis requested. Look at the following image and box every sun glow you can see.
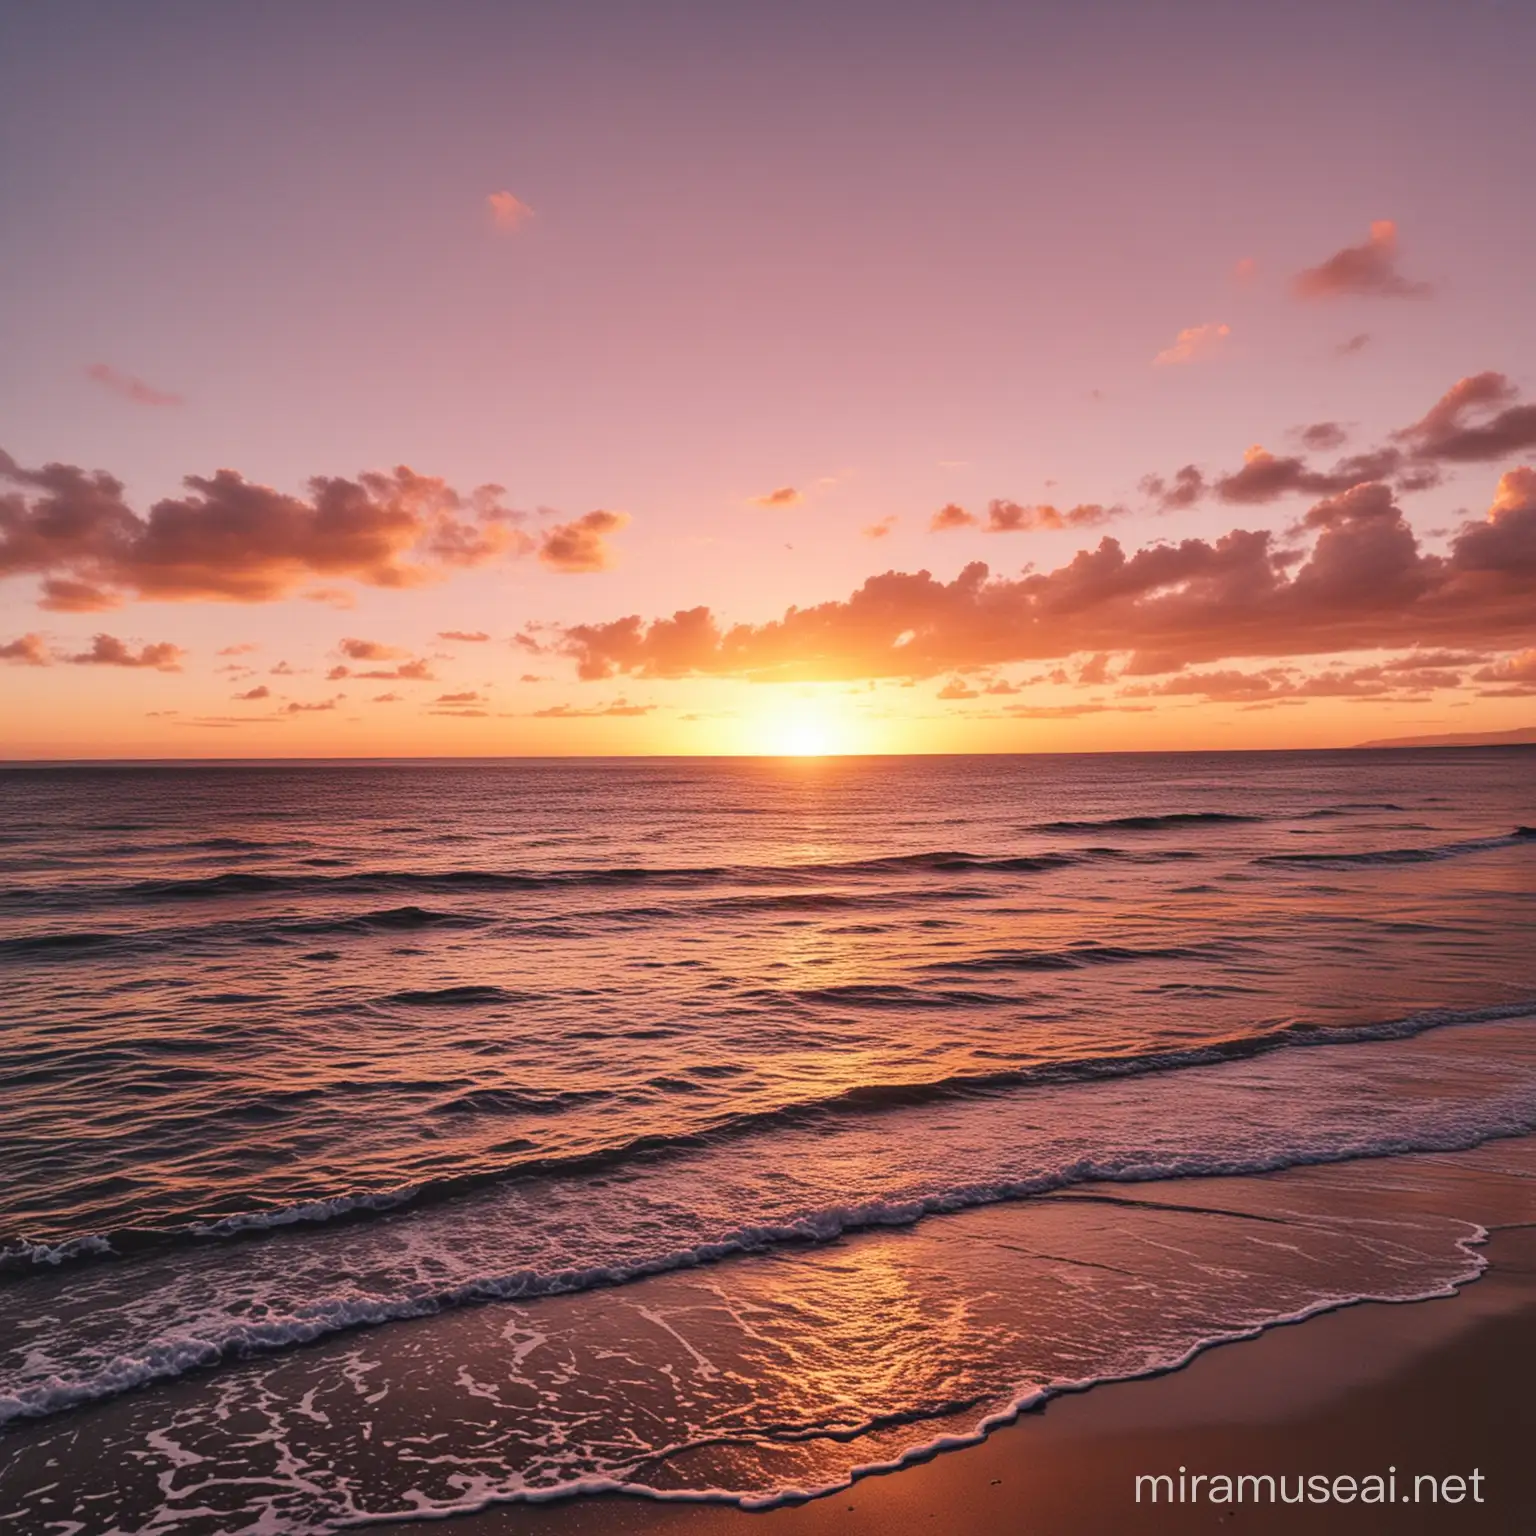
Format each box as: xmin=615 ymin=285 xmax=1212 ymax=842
xmin=749 ymin=690 xmax=858 ymax=757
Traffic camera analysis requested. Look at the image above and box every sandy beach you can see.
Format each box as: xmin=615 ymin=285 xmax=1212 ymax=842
xmin=378 ymin=1225 xmax=1536 ymax=1536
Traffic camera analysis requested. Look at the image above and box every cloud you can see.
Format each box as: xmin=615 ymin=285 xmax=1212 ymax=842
xmin=1140 ymin=466 xmax=1205 ymax=513
xmin=219 ymin=643 xmax=259 ymax=656
xmin=67 ymin=633 xmax=184 ymax=671
xmin=1393 ymin=373 xmax=1536 ymax=463
xmin=1336 ymin=333 xmax=1371 ymax=356
xmin=1214 ymin=444 xmax=1410 ymax=504
xmin=863 ymin=516 xmax=898 ymax=539
xmin=538 ymin=510 xmax=630 ymax=573
xmin=86 ymin=363 xmax=182 ymax=407
xmin=984 ymin=500 xmax=1122 ymax=533
xmin=38 ymin=577 xmax=120 ymax=611
xmin=937 ymin=678 xmax=979 ymax=699
xmin=338 ymin=637 xmax=407 ymax=661
xmin=435 ymin=690 xmax=483 ymax=704
xmin=372 ymin=693 xmax=401 ymax=703
xmin=1292 ymin=221 xmax=1431 ymax=300
xmin=531 ymin=698 xmax=655 ymax=718
xmin=487 ymin=191 xmax=534 ymax=230
xmin=283 ymin=697 xmax=342 ymax=714
xmin=233 ymin=685 xmax=271 ymax=700
xmin=1297 ymin=422 xmax=1349 ymax=452
xmin=439 ymin=630 xmax=490 ymax=642
xmin=930 ymin=503 xmax=977 ymax=532
xmin=750 ymin=487 xmax=803 ymax=507
xmin=0 ymin=451 xmax=532 ymax=607
xmin=1 ymin=632 xmax=49 ymax=665
xmin=1472 ymin=650 xmax=1536 ymax=687
xmin=1233 ymin=257 xmax=1259 ymax=282
xmin=1122 ymin=659 xmax=1464 ymax=705
xmin=558 ymin=470 xmax=1536 ymax=683
xmin=1153 ymin=322 xmax=1230 ymax=366
xmin=329 ymin=656 xmax=437 ymax=683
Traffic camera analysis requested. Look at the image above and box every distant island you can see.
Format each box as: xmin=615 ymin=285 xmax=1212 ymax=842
xmin=1357 ymin=724 xmax=1536 ymax=749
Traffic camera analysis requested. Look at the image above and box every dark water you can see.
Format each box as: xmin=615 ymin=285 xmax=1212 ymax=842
xmin=2 ymin=750 xmax=1535 ymax=1530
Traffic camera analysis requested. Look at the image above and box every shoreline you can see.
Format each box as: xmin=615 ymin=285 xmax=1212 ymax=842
xmin=368 ymin=1225 xmax=1536 ymax=1535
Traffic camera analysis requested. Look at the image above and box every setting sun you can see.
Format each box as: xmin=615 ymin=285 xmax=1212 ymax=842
xmin=747 ymin=690 xmax=858 ymax=756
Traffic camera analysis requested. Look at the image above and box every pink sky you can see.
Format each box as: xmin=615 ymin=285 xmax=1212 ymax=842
xmin=2 ymin=1 xmax=1533 ymax=756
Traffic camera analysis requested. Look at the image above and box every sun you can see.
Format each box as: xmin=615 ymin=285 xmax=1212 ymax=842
xmin=748 ymin=690 xmax=856 ymax=756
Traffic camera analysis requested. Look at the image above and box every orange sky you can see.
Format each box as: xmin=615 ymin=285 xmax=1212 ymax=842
xmin=2 ymin=3 xmax=1534 ymax=758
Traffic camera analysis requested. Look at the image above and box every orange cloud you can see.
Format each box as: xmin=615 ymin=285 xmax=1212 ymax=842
xmin=1293 ymin=221 xmax=1431 ymax=300
xmin=930 ymin=503 xmax=978 ymax=532
xmin=750 ymin=486 xmax=803 ymax=507
xmin=439 ymin=630 xmax=490 ymax=642
xmin=487 ymin=190 xmax=534 ymax=230
xmin=234 ymin=685 xmax=270 ymax=700
xmin=86 ymin=363 xmax=182 ymax=407
xmin=531 ymin=697 xmax=655 ymax=717
xmin=1153 ymin=322 xmax=1230 ymax=366
xmin=67 ymin=634 xmax=184 ymax=671
xmin=863 ymin=516 xmax=898 ymax=539
xmin=984 ymin=500 xmax=1122 ymax=533
xmin=560 ymin=470 xmax=1536 ymax=683
xmin=538 ymin=510 xmax=629 ymax=573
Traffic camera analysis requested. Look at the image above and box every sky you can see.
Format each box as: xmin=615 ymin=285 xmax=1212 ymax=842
xmin=2 ymin=0 xmax=1534 ymax=758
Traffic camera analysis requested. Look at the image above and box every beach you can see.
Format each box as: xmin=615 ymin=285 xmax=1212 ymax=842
xmin=458 ymin=1225 xmax=1536 ymax=1536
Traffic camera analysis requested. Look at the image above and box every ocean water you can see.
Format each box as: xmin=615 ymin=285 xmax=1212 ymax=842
xmin=1 ymin=750 xmax=1534 ymax=1531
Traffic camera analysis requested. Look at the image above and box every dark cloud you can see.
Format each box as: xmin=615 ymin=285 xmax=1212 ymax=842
xmin=538 ymin=510 xmax=629 ymax=573
xmin=0 ymin=452 xmax=533 ymax=607
xmin=1140 ymin=466 xmax=1205 ymax=513
xmin=283 ymin=697 xmax=342 ymax=714
xmin=86 ymin=363 xmax=182 ymax=407
xmin=67 ymin=633 xmax=184 ymax=670
xmin=1336 ymin=334 xmax=1371 ymax=356
xmin=233 ymin=685 xmax=271 ymax=700
xmin=1394 ymin=373 xmax=1536 ymax=463
xmin=1 ymin=632 xmax=49 ymax=665
xmin=435 ymin=690 xmax=483 ymax=704
xmin=1292 ymin=221 xmax=1431 ymax=300
xmin=1215 ymin=445 xmax=1411 ymax=504
xmin=1297 ymin=423 xmax=1349 ymax=452
xmin=560 ymin=470 xmax=1536 ymax=683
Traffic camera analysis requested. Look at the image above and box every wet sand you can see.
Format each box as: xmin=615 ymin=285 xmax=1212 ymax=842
xmin=386 ymin=1225 xmax=1536 ymax=1535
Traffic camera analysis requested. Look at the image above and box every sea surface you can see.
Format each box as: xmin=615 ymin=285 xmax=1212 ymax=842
xmin=2 ymin=750 xmax=1535 ymax=1532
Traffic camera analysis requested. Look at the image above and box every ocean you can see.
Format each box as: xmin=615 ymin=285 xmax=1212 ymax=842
xmin=2 ymin=749 xmax=1534 ymax=1532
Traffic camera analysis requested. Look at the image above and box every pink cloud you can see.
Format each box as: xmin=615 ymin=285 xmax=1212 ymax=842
xmin=487 ymin=191 xmax=534 ymax=230
xmin=1292 ymin=221 xmax=1431 ymax=300
xmin=1 ymin=632 xmax=49 ymax=665
xmin=86 ymin=363 xmax=182 ymax=407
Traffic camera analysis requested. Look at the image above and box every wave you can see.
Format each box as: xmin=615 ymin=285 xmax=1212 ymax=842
xmin=0 ymin=847 xmax=1159 ymax=915
xmin=1256 ymin=827 xmax=1536 ymax=869
xmin=0 ymin=1086 xmax=1517 ymax=1430
xmin=6 ymin=997 xmax=1532 ymax=1282
xmin=928 ymin=941 xmax=1223 ymax=974
xmin=382 ymin=984 xmax=540 ymax=1007
xmin=1031 ymin=811 xmax=1261 ymax=833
